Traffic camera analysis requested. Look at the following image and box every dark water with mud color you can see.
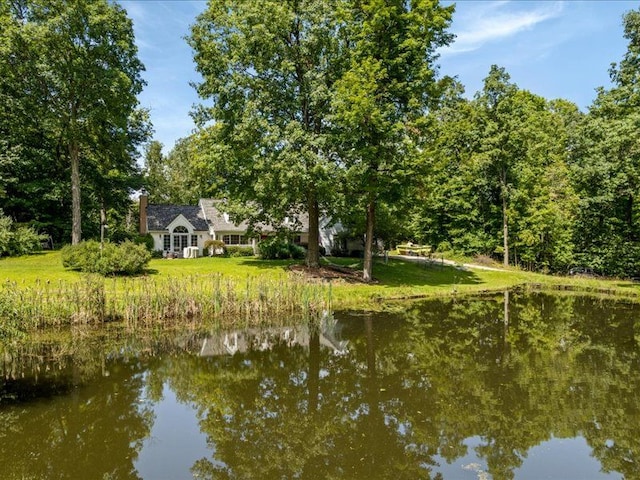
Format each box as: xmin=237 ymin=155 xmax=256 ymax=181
xmin=0 ymin=291 xmax=637 ymax=479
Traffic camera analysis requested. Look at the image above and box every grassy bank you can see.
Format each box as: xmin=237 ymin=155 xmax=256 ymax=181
xmin=322 ymin=256 xmax=640 ymax=309
xmin=0 ymin=253 xmax=329 ymax=337
xmin=1 ymin=251 xmax=639 ymax=333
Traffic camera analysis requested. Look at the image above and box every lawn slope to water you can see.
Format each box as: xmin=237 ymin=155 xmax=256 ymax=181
xmin=2 ymin=251 xmax=638 ymax=311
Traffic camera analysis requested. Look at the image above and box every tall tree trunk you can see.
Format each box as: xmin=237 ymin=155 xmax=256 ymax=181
xmin=502 ymin=172 xmax=508 ymax=267
xmin=627 ymin=194 xmax=634 ymax=240
xmin=307 ymin=191 xmax=320 ymax=269
xmin=363 ymin=197 xmax=376 ymax=282
xmin=100 ymin=201 xmax=106 ymax=250
xmin=308 ymin=326 xmax=320 ymax=414
xmin=70 ymin=141 xmax=82 ymax=245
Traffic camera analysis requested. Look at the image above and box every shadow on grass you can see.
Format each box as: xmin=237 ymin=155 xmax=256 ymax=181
xmin=237 ymin=258 xmax=299 ymax=271
xmin=373 ymin=258 xmax=481 ymax=287
xmin=140 ymin=256 xmax=481 ymax=288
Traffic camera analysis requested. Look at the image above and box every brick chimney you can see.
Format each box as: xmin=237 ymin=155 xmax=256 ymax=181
xmin=139 ymin=194 xmax=148 ymax=235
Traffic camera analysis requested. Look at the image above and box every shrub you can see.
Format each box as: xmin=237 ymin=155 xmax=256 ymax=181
xmin=225 ymin=245 xmax=255 ymax=257
xmin=0 ymin=215 xmax=11 ymax=256
xmin=204 ymin=239 xmax=226 ymax=256
xmin=330 ymin=246 xmax=348 ymax=257
xmin=134 ymin=233 xmax=155 ymax=252
xmin=0 ymin=211 xmax=45 ymax=257
xmin=115 ymin=240 xmax=153 ymax=274
xmin=258 ymin=238 xmax=305 ymax=260
xmin=61 ymin=240 xmax=151 ymax=275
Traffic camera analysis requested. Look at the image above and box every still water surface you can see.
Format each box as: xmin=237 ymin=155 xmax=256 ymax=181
xmin=1 ymin=291 xmax=638 ymax=479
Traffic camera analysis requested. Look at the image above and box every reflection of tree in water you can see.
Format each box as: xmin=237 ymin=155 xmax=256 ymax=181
xmin=2 ymin=293 xmax=639 ymax=479
xmin=167 ymin=320 xmax=440 ymax=479
xmin=160 ymin=292 xmax=640 ymax=480
xmin=0 ymin=330 xmax=196 ymax=480
xmin=400 ymin=292 xmax=640 ymax=480
xmin=567 ymin=296 xmax=640 ymax=479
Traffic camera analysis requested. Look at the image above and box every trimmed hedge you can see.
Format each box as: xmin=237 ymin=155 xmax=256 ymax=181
xmin=225 ymin=245 xmax=255 ymax=257
xmin=61 ymin=240 xmax=151 ymax=276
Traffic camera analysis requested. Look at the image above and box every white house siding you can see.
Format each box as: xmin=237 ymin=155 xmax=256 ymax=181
xmin=149 ymin=214 xmax=211 ymax=257
xmin=143 ymin=198 xmax=344 ymax=257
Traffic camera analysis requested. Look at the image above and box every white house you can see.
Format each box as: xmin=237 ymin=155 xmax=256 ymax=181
xmin=139 ymin=196 xmax=343 ymax=257
xmin=139 ymin=196 xmax=210 ymax=256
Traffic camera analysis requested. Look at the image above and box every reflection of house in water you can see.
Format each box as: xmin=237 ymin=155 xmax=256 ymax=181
xmin=199 ymin=318 xmax=348 ymax=357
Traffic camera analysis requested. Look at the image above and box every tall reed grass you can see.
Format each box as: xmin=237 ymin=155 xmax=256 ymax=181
xmin=0 ymin=273 xmax=332 ymax=337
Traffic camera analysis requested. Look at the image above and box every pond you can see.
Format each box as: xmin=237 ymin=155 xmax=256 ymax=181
xmin=0 ymin=291 xmax=638 ymax=479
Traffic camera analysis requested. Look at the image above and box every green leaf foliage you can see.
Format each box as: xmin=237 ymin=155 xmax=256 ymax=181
xmin=0 ymin=210 xmax=45 ymax=257
xmin=258 ymin=238 xmax=305 ymax=260
xmin=569 ymin=9 xmax=640 ymax=276
xmin=61 ymin=240 xmax=151 ymax=276
xmin=0 ymin=0 xmax=149 ymax=245
xmin=189 ymin=0 xmax=344 ymax=267
xmin=411 ymin=70 xmax=578 ymax=273
xmin=330 ymin=0 xmax=454 ymax=280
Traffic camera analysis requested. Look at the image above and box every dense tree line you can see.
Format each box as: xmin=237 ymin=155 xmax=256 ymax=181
xmin=165 ymin=2 xmax=639 ymax=278
xmin=4 ymin=0 xmax=640 ymax=278
xmin=412 ymin=69 xmax=579 ymax=272
xmin=0 ymin=0 xmax=149 ymax=245
xmin=411 ymin=9 xmax=640 ymax=276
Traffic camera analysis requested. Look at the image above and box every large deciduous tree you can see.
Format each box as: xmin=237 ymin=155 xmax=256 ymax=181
xmin=1 ymin=0 xmax=147 ymax=244
xmin=331 ymin=0 xmax=454 ymax=281
xmin=473 ymin=66 xmax=518 ymax=267
xmin=0 ymin=1 xmax=68 ymax=239
xmin=189 ymin=0 xmax=343 ymax=268
xmin=411 ymin=69 xmax=577 ymax=272
xmin=569 ymin=8 xmax=640 ymax=276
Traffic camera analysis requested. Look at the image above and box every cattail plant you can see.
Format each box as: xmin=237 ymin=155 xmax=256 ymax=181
xmin=0 ymin=273 xmax=332 ymax=337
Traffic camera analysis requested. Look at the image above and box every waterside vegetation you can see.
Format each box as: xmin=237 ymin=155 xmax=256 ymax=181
xmin=1 ymin=251 xmax=639 ymax=338
xmin=1 ymin=253 xmax=330 ymax=339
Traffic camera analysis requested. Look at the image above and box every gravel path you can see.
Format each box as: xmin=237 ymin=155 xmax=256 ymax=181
xmin=389 ymin=254 xmax=506 ymax=272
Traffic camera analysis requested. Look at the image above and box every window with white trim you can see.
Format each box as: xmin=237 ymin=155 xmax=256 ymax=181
xmin=222 ymin=234 xmax=247 ymax=245
xmin=173 ymin=226 xmax=189 ymax=251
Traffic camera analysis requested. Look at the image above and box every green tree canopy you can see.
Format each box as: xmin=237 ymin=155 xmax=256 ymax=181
xmin=189 ymin=0 xmax=344 ymax=267
xmin=0 ymin=0 xmax=149 ymax=244
xmin=330 ymin=0 xmax=454 ymax=281
xmin=570 ymin=8 xmax=640 ymax=276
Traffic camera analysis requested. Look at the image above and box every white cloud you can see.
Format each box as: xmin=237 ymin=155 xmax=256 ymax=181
xmin=442 ymin=1 xmax=565 ymax=55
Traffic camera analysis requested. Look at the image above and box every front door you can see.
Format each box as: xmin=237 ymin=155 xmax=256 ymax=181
xmin=173 ymin=226 xmax=189 ymax=252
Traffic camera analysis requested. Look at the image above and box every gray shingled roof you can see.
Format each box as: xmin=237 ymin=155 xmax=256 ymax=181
xmin=146 ymin=205 xmax=209 ymax=232
xmin=199 ymin=199 xmax=252 ymax=233
xmin=146 ymin=200 xmax=310 ymax=234
xmin=199 ymin=199 xmax=310 ymax=233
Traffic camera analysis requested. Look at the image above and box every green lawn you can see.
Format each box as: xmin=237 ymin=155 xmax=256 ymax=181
xmin=0 ymin=251 xmax=296 ymax=283
xmin=2 ymin=251 xmax=638 ymax=311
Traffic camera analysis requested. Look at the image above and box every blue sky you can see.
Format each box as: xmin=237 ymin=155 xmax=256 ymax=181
xmin=120 ymin=0 xmax=639 ymax=154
